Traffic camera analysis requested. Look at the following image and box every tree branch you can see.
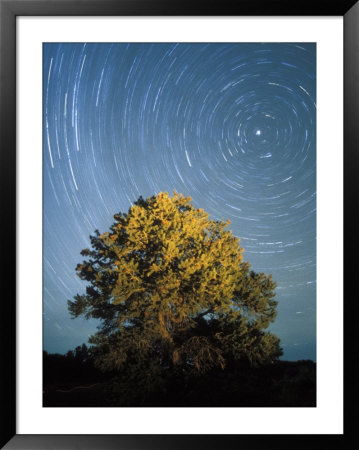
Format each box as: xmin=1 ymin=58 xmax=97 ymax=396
xmin=197 ymin=308 xmax=214 ymax=319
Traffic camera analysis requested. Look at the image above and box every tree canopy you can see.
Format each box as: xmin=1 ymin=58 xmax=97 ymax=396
xmin=68 ymin=192 xmax=282 ymax=403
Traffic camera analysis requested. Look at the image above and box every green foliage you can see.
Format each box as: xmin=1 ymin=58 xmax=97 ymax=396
xmin=68 ymin=192 xmax=282 ymax=403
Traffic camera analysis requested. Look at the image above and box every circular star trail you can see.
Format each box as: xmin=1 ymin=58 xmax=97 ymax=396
xmin=44 ymin=43 xmax=316 ymax=360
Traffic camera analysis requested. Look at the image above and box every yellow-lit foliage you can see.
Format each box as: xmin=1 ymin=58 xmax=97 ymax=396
xmin=69 ymin=192 xmax=281 ymax=384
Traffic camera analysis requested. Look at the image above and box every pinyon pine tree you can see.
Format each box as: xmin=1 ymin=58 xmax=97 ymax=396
xmin=68 ymin=192 xmax=282 ymax=404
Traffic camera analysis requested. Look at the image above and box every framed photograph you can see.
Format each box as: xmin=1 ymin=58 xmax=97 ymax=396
xmin=1 ymin=0 xmax=355 ymax=448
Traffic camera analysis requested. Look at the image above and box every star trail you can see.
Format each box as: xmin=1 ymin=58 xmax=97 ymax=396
xmin=43 ymin=43 xmax=316 ymax=361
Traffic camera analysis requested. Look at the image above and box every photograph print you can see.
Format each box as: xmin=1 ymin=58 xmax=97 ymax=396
xmin=43 ymin=42 xmax=316 ymax=407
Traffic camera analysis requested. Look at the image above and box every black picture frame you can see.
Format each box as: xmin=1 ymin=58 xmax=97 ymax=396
xmin=1 ymin=1 xmax=355 ymax=448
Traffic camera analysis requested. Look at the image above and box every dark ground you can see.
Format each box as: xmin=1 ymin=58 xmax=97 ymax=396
xmin=43 ymin=350 xmax=316 ymax=407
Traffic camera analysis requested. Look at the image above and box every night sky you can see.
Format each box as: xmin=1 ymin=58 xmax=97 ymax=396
xmin=43 ymin=43 xmax=316 ymax=361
